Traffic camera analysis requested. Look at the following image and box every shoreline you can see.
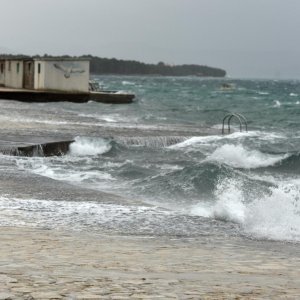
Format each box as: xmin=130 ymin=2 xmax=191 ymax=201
xmin=1 ymin=226 xmax=300 ymax=299
xmin=0 ymin=80 xmax=299 ymax=299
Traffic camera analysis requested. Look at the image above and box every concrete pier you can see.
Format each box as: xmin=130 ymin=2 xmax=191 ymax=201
xmin=0 ymin=135 xmax=74 ymax=156
xmin=0 ymin=87 xmax=135 ymax=104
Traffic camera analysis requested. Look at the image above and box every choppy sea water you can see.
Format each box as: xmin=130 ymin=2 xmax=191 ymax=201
xmin=1 ymin=76 xmax=300 ymax=242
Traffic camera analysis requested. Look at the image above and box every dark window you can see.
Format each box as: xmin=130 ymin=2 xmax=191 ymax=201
xmin=17 ymin=63 xmax=20 ymax=73
xmin=0 ymin=64 xmax=3 ymax=74
xmin=38 ymin=63 xmax=41 ymax=74
xmin=28 ymin=63 xmax=31 ymax=72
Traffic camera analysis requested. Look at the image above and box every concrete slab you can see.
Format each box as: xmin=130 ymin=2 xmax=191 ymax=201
xmin=0 ymin=87 xmax=135 ymax=103
xmin=0 ymin=135 xmax=74 ymax=156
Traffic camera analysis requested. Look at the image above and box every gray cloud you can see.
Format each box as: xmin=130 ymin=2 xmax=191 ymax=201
xmin=1 ymin=0 xmax=300 ymax=78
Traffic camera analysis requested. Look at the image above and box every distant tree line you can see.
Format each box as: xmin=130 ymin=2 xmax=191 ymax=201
xmin=85 ymin=55 xmax=226 ymax=77
xmin=0 ymin=54 xmax=226 ymax=77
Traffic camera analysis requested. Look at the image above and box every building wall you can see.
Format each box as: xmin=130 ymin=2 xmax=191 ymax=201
xmin=34 ymin=60 xmax=89 ymax=92
xmin=4 ymin=60 xmax=24 ymax=88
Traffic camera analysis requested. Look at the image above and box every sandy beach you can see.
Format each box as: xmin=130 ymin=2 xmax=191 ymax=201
xmin=0 ymin=226 xmax=299 ymax=299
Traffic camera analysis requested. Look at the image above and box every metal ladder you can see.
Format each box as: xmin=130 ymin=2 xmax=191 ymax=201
xmin=222 ymin=113 xmax=248 ymax=134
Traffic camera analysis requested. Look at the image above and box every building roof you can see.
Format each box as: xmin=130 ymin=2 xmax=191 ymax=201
xmin=0 ymin=56 xmax=30 ymax=61
xmin=33 ymin=57 xmax=90 ymax=62
xmin=0 ymin=56 xmax=90 ymax=62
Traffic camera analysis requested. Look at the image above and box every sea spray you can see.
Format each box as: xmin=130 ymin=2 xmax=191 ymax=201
xmin=191 ymin=178 xmax=246 ymax=224
xmin=244 ymin=182 xmax=300 ymax=241
xmin=69 ymin=136 xmax=112 ymax=156
xmin=191 ymin=177 xmax=300 ymax=242
xmin=212 ymin=178 xmax=246 ymax=223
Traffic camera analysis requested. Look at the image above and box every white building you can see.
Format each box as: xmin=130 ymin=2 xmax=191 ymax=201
xmin=0 ymin=57 xmax=90 ymax=93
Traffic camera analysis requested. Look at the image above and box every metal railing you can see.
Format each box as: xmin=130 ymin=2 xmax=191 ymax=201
xmin=222 ymin=113 xmax=248 ymax=134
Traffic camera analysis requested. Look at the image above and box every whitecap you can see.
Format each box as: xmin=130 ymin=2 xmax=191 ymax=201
xmin=273 ymin=100 xmax=281 ymax=107
xmin=122 ymin=81 xmax=135 ymax=86
xmin=169 ymin=132 xmax=255 ymax=150
xmin=206 ymin=144 xmax=288 ymax=169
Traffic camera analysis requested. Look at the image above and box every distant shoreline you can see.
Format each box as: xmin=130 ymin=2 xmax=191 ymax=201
xmin=87 ymin=55 xmax=226 ymax=77
xmin=0 ymin=53 xmax=227 ymax=78
xmin=90 ymin=73 xmax=224 ymax=77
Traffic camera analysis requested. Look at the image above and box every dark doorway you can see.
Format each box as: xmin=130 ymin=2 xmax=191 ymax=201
xmin=23 ymin=61 xmax=34 ymax=89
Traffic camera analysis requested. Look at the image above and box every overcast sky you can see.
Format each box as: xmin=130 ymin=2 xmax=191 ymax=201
xmin=1 ymin=0 xmax=300 ymax=79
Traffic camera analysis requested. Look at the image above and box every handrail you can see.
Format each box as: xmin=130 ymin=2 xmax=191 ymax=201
xmin=222 ymin=113 xmax=248 ymax=134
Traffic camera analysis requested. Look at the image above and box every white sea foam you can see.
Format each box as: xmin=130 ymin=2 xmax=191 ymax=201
xmin=115 ymin=90 xmax=130 ymax=94
xmin=191 ymin=178 xmax=300 ymax=242
xmin=0 ymin=196 xmax=167 ymax=231
xmin=244 ymin=183 xmax=300 ymax=241
xmin=39 ymin=166 xmax=113 ymax=183
xmin=159 ymin=164 xmax=184 ymax=171
xmin=16 ymin=156 xmax=114 ymax=185
xmin=169 ymin=132 xmax=254 ymax=150
xmin=290 ymin=93 xmax=298 ymax=97
xmin=98 ymin=115 xmax=119 ymax=123
xmin=212 ymin=181 xmax=246 ymax=223
xmin=273 ymin=100 xmax=281 ymax=107
xmin=78 ymin=112 xmax=140 ymax=124
xmin=206 ymin=144 xmax=288 ymax=169
xmin=122 ymin=81 xmax=135 ymax=86
xmin=191 ymin=179 xmax=245 ymax=223
xmin=169 ymin=136 xmax=223 ymax=149
xmin=117 ymin=136 xmax=186 ymax=148
xmin=69 ymin=136 xmax=112 ymax=156
xmin=16 ymin=137 xmax=115 ymax=186
xmin=0 ymin=115 xmax=72 ymax=126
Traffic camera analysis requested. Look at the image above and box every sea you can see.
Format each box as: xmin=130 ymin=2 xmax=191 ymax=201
xmin=1 ymin=76 xmax=300 ymax=243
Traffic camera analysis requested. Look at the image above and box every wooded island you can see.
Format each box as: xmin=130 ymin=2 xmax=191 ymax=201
xmin=0 ymin=54 xmax=226 ymax=77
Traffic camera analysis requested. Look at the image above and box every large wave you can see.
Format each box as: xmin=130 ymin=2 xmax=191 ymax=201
xmin=191 ymin=178 xmax=300 ymax=242
xmin=11 ymin=131 xmax=300 ymax=242
xmin=206 ymin=144 xmax=289 ymax=169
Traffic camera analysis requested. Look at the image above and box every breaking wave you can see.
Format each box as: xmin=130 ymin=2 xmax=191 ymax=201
xmin=206 ymin=144 xmax=289 ymax=169
xmin=169 ymin=132 xmax=254 ymax=149
xmin=191 ymin=178 xmax=300 ymax=242
xmin=69 ymin=136 xmax=112 ymax=156
xmin=115 ymin=136 xmax=188 ymax=148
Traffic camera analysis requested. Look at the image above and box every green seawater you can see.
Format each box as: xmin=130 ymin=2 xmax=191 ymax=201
xmin=2 ymin=76 xmax=300 ymax=241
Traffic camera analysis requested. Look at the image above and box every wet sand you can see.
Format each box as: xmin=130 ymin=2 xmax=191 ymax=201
xmin=1 ymin=226 xmax=300 ymax=299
